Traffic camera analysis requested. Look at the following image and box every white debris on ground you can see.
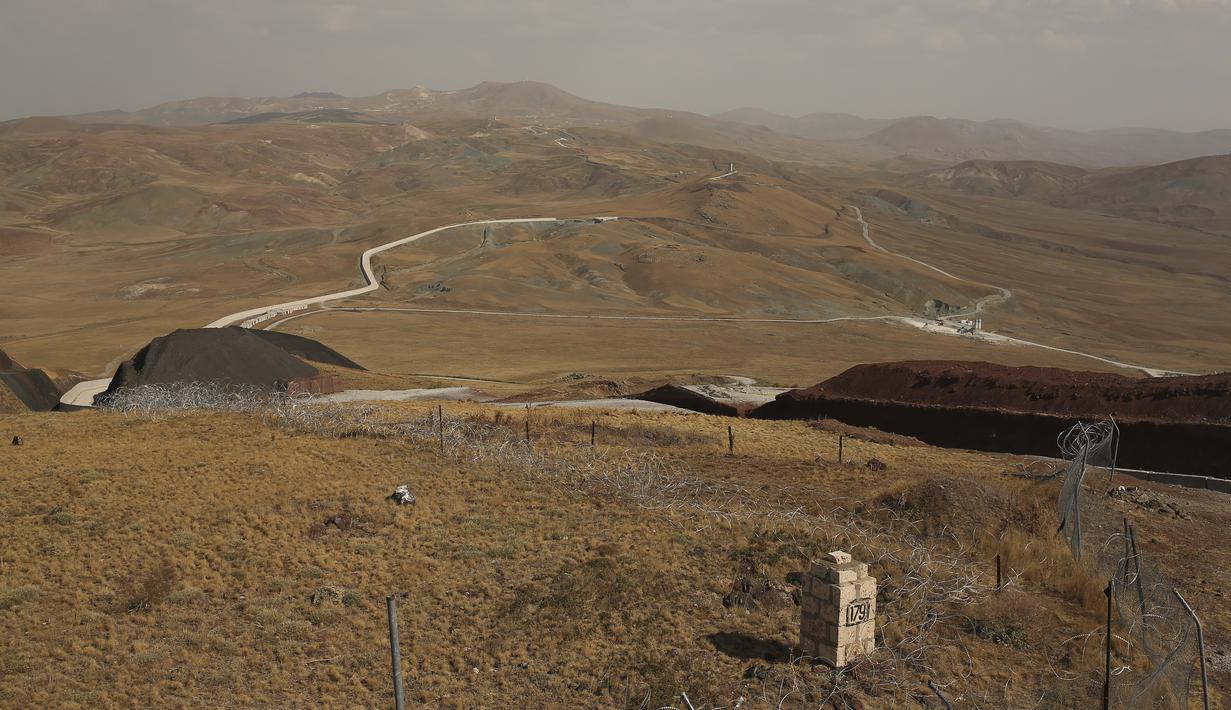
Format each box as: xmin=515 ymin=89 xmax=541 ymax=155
xmin=321 ymin=387 xmax=495 ymax=403
xmin=683 ymin=375 xmax=790 ymax=407
xmin=494 ymin=398 xmax=691 ymax=413
xmin=389 ymin=485 xmax=416 ymax=506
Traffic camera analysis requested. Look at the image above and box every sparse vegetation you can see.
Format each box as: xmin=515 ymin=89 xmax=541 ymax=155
xmin=0 ymin=585 xmax=40 ymax=611
xmin=0 ymin=399 xmax=1225 ymax=707
xmin=118 ymin=563 xmax=176 ymax=613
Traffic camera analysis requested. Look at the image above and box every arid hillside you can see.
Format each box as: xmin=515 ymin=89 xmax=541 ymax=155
xmin=5 ymin=83 xmax=1231 ymax=391
xmin=713 ymin=105 xmax=1231 ymax=168
xmin=911 ymin=154 xmax=1231 ymax=234
xmin=363 ymin=179 xmax=986 ymax=320
xmin=711 ymin=108 xmax=895 ymax=141
xmin=1 ymin=400 xmax=1226 ymax=707
xmin=0 ymin=114 xmax=992 ymax=380
xmin=842 ymin=180 xmax=1231 ymax=372
xmin=860 ymin=116 xmax=1231 ymax=167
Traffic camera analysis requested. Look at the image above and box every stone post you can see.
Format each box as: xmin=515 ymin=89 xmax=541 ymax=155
xmin=800 ymin=550 xmax=876 ymax=667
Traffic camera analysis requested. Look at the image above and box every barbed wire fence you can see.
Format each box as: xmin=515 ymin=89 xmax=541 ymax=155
xmin=1054 ymin=418 xmax=1209 ymax=709
xmin=98 ymin=383 xmax=1215 ymax=707
xmin=100 ymin=382 xmax=1009 ymax=706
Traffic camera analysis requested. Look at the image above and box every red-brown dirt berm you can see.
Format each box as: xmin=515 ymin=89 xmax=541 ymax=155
xmin=791 ymin=360 xmax=1231 ymax=423
xmin=751 ymin=361 xmax=1231 ymax=477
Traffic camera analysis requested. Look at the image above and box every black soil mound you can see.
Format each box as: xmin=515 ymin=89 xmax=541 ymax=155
xmin=0 ymin=348 xmax=63 ymax=412
xmin=101 ymin=327 xmax=322 ymax=398
xmin=247 ymin=330 xmax=364 ymax=370
xmin=632 ymin=385 xmax=741 ymax=417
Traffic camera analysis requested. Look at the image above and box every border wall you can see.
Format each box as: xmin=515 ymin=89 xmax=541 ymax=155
xmin=752 ymin=395 xmax=1231 ymax=480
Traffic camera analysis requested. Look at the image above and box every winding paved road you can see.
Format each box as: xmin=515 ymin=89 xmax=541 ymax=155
xmin=204 ymin=217 xmax=561 ymax=328
xmin=61 ymin=217 xmax=565 ymax=406
xmin=849 ymin=205 xmax=1012 ymax=318
xmin=846 ymin=205 xmax=1187 ymax=376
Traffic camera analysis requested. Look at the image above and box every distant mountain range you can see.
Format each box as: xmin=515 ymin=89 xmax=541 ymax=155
xmin=52 ymin=81 xmax=1231 ymax=168
xmin=715 ymin=108 xmax=1231 ymax=168
xmin=710 ymin=107 xmax=896 ymax=141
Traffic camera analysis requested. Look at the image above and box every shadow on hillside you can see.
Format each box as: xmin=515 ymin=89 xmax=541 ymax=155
xmin=705 ymin=632 xmax=793 ymax=662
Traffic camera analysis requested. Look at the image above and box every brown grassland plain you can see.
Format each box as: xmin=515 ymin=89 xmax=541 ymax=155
xmin=277 ymin=310 xmax=1130 ymax=388
xmin=1 ymin=403 xmax=1226 ymax=708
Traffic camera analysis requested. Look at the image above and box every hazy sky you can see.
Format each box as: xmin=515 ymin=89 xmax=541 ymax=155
xmin=2 ymin=0 xmax=1230 ymax=131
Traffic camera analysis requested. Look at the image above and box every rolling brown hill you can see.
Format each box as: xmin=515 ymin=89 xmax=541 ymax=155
xmin=911 ymin=154 xmax=1231 ymax=233
xmin=861 ymin=116 xmax=1231 ymax=167
xmin=6 ymin=83 xmax=1231 ymax=386
xmin=711 ymin=107 xmax=895 ymax=141
xmin=1 ymin=112 xmax=969 ymax=375
xmin=910 ymin=160 xmax=1088 ymax=199
xmin=1079 ymin=154 xmax=1231 ymax=232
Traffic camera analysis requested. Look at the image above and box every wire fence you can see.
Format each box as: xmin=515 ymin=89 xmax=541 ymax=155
xmin=99 ymin=382 xmax=1003 ymax=706
xmin=98 ymin=383 xmax=1213 ymax=707
xmin=1054 ymin=419 xmax=1207 ymax=709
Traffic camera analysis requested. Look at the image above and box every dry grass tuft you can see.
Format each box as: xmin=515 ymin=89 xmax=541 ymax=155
xmin=117 ymin=563 xmax=176 ymax=614
xmin=0 ymin=585 xmax=40 ymax=611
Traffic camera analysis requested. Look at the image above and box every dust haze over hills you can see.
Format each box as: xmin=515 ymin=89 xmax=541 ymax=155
xmin=61 ymin=81 xmax=1231 ymax=168
xmin=712 ymin=108 xmax=1231 ymax=168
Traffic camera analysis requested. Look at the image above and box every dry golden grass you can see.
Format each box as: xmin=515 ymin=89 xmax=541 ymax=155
xmin=5 ymin=402 xmax=1222 ymax=707
xmin=0 ymin=384 xmax=26 ymax=414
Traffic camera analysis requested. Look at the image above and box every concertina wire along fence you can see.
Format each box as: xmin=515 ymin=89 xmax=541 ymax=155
xmin=98 ymin=382 xmax=1212 ymax=707
xmin=96 ymin=382 xmax=1033 ymax=706
xmin=1055 ymin=418 xmax=1208 ymax=709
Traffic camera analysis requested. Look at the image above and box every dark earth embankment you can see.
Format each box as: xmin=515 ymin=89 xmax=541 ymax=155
xmin=632 ymin=384 xmax=742 ymax=417
xmin=0 ymin=348 xmax=63 ymax=412
xmin=247 ymin=330 xmax=365 ymax=370
xmin=753 ymin=361 xmax=1231 ymax=478
xmin=99 ymin=327 xmax=339 ymax=401
xmin=807 ymin=361 xmax=1231 ymax=422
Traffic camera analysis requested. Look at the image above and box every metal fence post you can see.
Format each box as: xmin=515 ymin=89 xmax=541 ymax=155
xmin=838 ymin=434 xmax=844 ymax=464
xmin=727 ymin=425 xmax=734 ymax=454
xmin=386 ymin=596 xmax=406 ymax=710
xmin=1103 ymin=581 xmax=1113 ymax=710
xmin=995 ymin=554 xmax=1002 ymax=592
xmin=590 ymin=420 xmax=596 ymax=447
xmin=1108 ymin=416 xmax=1120 ymax=483
xmin=437 ymin=404 xmax=444 ymax=453
xmin=927 ymin=680 xmax=953 ymax=710
xmin=1174 ymin=589 xmax=1211 ymax=710
xmin=1074 ymin=445 xmax=1089 ymax=561
xmin=1127 ymin=523 xmax=1150 ymax=654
